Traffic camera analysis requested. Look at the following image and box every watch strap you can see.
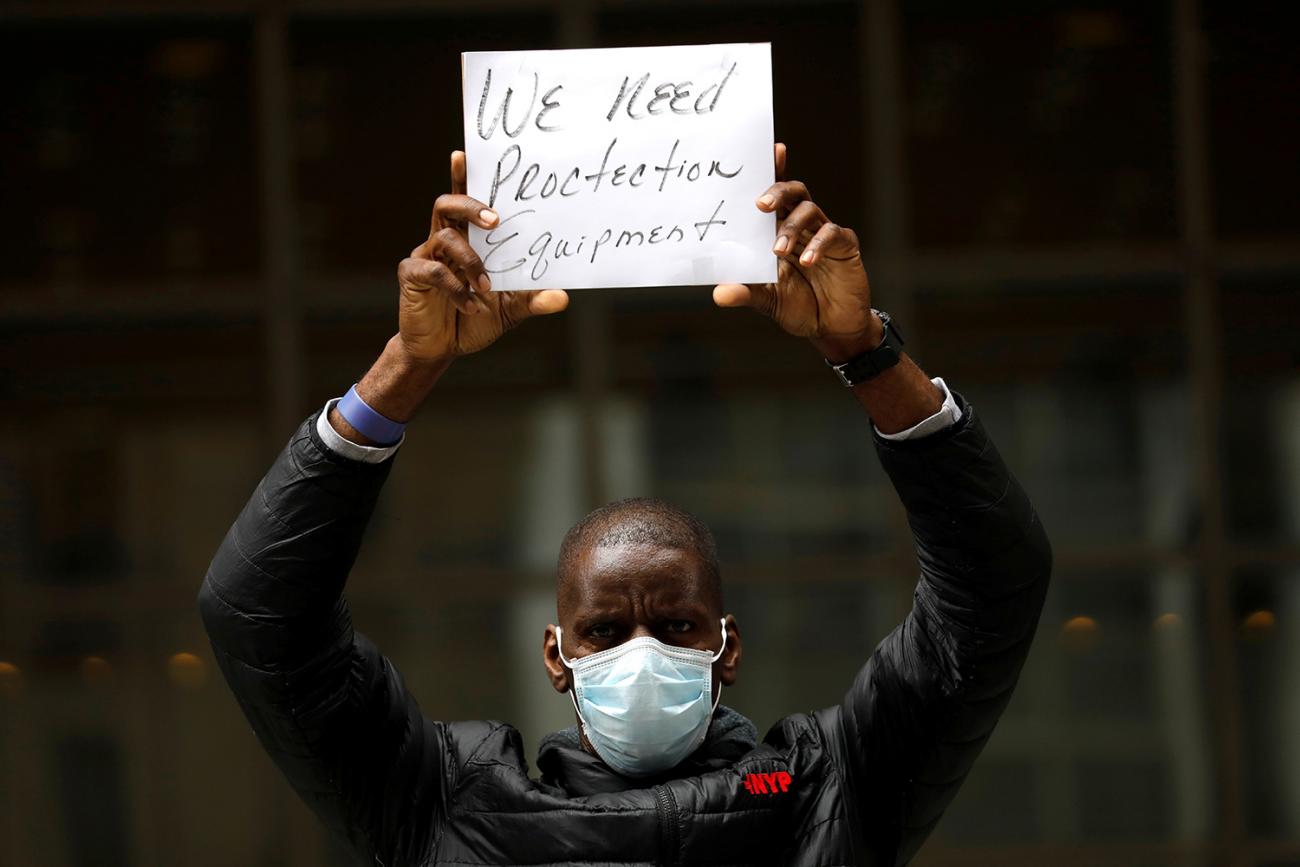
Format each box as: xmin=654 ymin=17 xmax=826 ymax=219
xmin=826 ymin=309 xmax=905 ymax=387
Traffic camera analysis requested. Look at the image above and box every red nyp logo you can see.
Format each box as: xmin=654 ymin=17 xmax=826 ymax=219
xmin=741 ymin=771 xmax=792 ymax=795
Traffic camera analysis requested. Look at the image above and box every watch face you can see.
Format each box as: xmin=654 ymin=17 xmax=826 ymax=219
xmin=878 ymin=312 xmax=902 ymax=345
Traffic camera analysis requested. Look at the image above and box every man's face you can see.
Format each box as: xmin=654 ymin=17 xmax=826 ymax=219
xmin=542 ymin=541 xmax=742 ymax=709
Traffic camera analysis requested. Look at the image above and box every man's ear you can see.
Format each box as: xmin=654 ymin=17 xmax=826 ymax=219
xmin=718 ymin=614 xmax=742 ymax=687
xmin=542 ymin=624 xmax=570 ymax=693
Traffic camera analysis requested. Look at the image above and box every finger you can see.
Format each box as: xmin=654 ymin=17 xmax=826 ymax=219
xmin=712 ymin=282 xmax=777 ymax=319
xmin=428 ymin=227 xmax=491 ymax=295
xmin=435 ymin=194 xmax=498 ymax=230
xmin=774 ymin=200 xmax=827 ymax=258
xmin=755 ymin=180 xmax=810 ymax=216
xmin=451 ymin=150 xmax=467 ymax=196
xmin=399 ymin=257 xmax=481 ymax=315
xmin=800 ymin=221 xmax=860 ymax=267
xmin=774 ymin=142 xmax=787 ymax=182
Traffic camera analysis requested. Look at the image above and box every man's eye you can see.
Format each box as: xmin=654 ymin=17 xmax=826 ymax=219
xmin=589 ymin=624 xmax=615 ymax=639
xmin=665 ymin=620 xmax=694 ymax=633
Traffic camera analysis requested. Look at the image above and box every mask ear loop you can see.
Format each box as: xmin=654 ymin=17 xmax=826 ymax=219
xmin=708 ymin=617 xmax=728 ymax=712
xmin=554 ymin=627 xmax=594 ymax=737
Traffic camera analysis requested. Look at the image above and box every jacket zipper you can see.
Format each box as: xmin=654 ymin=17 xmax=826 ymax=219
xmin=652 ymin=784 xmax=681 ymax=867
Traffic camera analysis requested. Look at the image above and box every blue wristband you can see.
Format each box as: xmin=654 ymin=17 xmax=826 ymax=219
xmin=336 ymin=385 xmax=406 ymax=446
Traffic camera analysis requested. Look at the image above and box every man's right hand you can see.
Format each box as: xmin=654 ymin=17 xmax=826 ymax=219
xmin=328 ymin=151 xmax=569 ymax=443
xmin=398 ymin=150 xmax=569 ymax=361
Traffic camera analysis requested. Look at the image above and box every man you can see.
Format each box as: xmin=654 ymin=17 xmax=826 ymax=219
xmin=200 ymin=144 xmax=1051 ymax=866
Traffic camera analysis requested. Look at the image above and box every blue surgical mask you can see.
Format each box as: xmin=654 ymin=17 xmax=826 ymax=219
xmin=556 ymin=619 xmax=728 ymax=778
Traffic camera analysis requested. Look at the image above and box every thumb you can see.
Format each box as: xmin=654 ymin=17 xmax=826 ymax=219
xmin=500 ymin=288 xmax=570 ymax=328
xmin=528 ymin=289 xmax=570 ymax=316
xmin=713 ymin=282 xmax=777 ymax=319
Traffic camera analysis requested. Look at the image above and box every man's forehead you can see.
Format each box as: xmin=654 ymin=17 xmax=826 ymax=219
xmin=560 ymin=542 xmax=707 ymax=606
xmin=582 ymin=540 xmax=699 ymax=574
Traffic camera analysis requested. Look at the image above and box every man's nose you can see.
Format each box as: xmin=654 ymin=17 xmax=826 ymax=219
xmin=629 ymin=624 xmax=656 ymax=641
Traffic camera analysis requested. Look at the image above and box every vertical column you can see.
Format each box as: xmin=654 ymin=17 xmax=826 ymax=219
xmin=864 ymin=0 xmax=913 ymax=336
xmin=863 ymin=0 xmax=920 ymax=623
xmin=1270 ymin=384 xmax=1300 ymax=833
xmin=557 ymin=0 xmax=608 ymax=513
xmin=255 ymin=5 xmax=317 ymax=866
xmin=0 ymin=455 xmax=34 ymax=866
xmin=1172 ymin=0 xmax=1246 ymax=862
xmin=1142 ymin=384 xmax=1212 ymax=837
xmin=257 ymin=2 xmax=305 ymax=450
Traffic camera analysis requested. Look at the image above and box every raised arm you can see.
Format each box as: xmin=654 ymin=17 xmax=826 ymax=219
xmin=717 ymin=145 xmax=1051 ymax=865
xmin=198 ymin=151 xmax=569 ymax=864
xmin=846 ymin=393 xmax=1051 ymax=866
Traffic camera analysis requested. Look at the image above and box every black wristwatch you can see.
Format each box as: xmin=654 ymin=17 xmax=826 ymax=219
xmin=826 ymin=309 xmax=904 ymax=387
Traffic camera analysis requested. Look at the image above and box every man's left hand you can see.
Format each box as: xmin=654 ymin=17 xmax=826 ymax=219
xmin=713 ymin=143 xmax=883 ymax=363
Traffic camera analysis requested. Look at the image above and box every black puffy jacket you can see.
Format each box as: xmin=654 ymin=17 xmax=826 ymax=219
xmin=199 ymin=393 xmax=1051 ymax=866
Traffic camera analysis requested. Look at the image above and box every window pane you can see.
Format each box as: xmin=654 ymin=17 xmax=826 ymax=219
xmin=55 ymin=735 xmax=130 ymax=867
xmin=0 ymin=329 xmax=264 ymax=590
xmin=724 ymin=576 xmax=909 ymax=733
xmin=935 ymin=568 xmax=1213 ymax=845
xmin=0 ymin=21 xmax=260 ymax=290
xmin=291 ymin=14 xmax=557 ymax=276
xmin=1205 ymin=0 xmax=1300 ymax=240
xmin=1235 ymin=568 xmax=1300 ymax=837
xmin=1222 ymin=272 xmax=1300 ymax=544
xmin=916 ymin=280 xmax=1190 ymax=548
xmin=605 ymin=290 xmax=897 ymax=562
xmin=903 ymin=2 xmax=1176 ymax=247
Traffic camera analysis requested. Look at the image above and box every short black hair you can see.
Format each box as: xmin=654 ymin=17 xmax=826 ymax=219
xmin=557 ymin=497 xmax=721 ymax=603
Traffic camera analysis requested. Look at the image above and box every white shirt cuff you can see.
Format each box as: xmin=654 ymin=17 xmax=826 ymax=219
xmin=316 ymin=398 xmax=404 ymax=464
xmin=875 ymin=376 xmax=961 ymax=441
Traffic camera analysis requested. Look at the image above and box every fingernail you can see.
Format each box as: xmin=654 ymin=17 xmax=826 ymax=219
xmin=773 ymin=236 xmax=789 ymax=254
xmin=800 ymin=248 xmax=815 ymax=265
xmin=477 ymin=273 xmax=492 ymax=294
xmin=479 ymin=209 xmax=498 ymax=226
xmin=757 ymin=194 xmax=775 ymax=209
xmin=476 ymin=297 xmax=491 ymax=314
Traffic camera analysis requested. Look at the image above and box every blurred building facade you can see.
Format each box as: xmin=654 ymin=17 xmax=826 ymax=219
xmin=0 ymin=1 xmax=1297 ymax=866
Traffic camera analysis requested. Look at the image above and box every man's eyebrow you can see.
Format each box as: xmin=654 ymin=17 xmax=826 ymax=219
xmin=572 ymin=607 xmax=627 ymax=627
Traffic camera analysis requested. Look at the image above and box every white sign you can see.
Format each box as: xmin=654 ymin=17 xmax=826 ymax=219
xmin=461 ymin=43 xmax=776 ymax=291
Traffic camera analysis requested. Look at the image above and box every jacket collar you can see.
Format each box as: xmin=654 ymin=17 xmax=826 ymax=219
xmin=536 ymin=705 xmax=758 ymax=796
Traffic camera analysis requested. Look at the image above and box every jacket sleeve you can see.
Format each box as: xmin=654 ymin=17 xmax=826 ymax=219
xmin=198 ymin=413 xmax=445 ymax=865
xmin=828 ymin=393 xmax=1052 ymax=866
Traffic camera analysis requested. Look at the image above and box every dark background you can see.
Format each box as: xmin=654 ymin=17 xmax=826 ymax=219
xmin=1 ymin=1 xmax=1297 ymax=865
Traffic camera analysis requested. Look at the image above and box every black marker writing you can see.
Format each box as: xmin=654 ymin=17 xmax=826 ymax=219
xmin=537 ymin=84 xmax=563 ymax=131
xmin=491 ymin=138 xmax=743 ymax=206
xmin=693 ymin=61 xmax=737 ymax=113
xmin=606 ymin=73 xmax=650 ymax=121
xmin=489 ymin=144 xmax=522 ymax=208
xmin=480 ymin=208 xmax=535 ymax=274
xmin=484 ymin=200 xmax=730 ymax=279
xmin=694 ymin=198 xmax=726 ymax=241
xmin=583 ymin=138 xmax=619 ymax=193
xmin=478 ymin=70 xmax=564 ymax=140
xmin=606 ymin=63 xmax=736 ymax=121
xmin=653 ymin=139 xmax=742 ymax=192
